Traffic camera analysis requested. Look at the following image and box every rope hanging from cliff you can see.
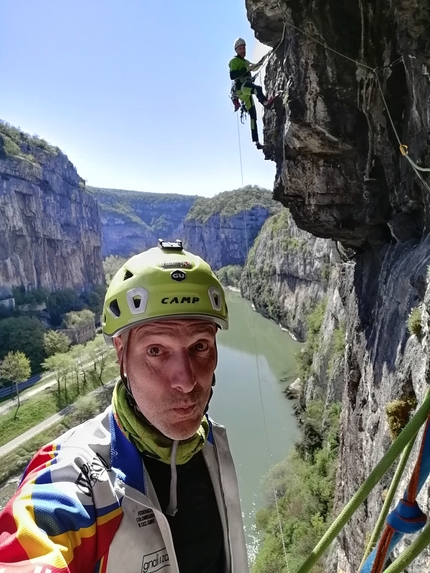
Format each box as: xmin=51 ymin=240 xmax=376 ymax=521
xmin=294 ymin=388 xmax=430 ymax=573
xmin=373 ymin=73 xmax=430 ymax=195
xmin=236 ymin=106 xmax=292 ymax=573
xmin=270 ymin=7 xmax=430 ymax=193
xmin=399 ymin=145 xmax=430 ymax=173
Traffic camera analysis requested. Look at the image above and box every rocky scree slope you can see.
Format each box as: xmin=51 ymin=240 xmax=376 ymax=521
xmin=245 ymin=0 xmax=430 ymax=571
xmin=0 ymin=125 xmax=104 ymax=295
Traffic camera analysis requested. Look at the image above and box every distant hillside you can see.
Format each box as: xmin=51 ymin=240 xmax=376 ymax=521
xmin=87 ymin=186 xmax=198 ymax=257
xmin=186 ymin=185 xmax=279 ymax=223
xmin=183 ymin=186 xmax=281 ymax=269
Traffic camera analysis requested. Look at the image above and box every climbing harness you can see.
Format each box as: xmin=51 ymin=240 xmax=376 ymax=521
xmin=230 ymin=84 xmax=249 ymax=123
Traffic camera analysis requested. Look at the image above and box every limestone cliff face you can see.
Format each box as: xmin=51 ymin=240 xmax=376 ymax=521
xmin=183 ymin=207 xmax=272 ymax=270
xmin=183 ymin=186 xmax=279 ymax=269
xmin=241 ymin=209 xmax=331 ymax=340
xmin=88 ymin=187 xmax=196 ymax=257
xmin=245 ymin=0 xmax=430 ymax=570
xmin=0 ymin=142 xmax=103 ymax=294
xmin=247 ymin=0 xmax=430 ymax=250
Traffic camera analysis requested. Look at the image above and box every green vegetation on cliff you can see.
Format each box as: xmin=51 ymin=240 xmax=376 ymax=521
xmin=253 ymin=400 xmax=341 ymax=573
xmin=0 ymin=120 xmax=60 ymax=158
xmin=297 ymin=299 xmax=327 ymax=381
xmin=216 ymin=265 xmax=243 ymax=289
xmin=88 ymin=186 xmax=197 ymax=228
xmin=186 ymin=185 xmax=279 ymax=223
xmin=242 ymin=210 xmax=296 ymax=324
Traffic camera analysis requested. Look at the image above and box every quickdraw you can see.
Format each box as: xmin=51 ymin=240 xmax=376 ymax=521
xmin=230 ymin=84 xmax=248 ymax=124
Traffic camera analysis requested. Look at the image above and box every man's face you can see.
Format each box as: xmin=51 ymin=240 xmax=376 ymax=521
xmin=236 ymin=44 xmax=246 ymax=57
xmin=114 ymin=319 xmax=218 ymax=440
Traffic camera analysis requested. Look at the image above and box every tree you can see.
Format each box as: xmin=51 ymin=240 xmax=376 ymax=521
xmin=0 ymin=351 xmax=31 ymax=418
xmin=47 ymin=289 xmax=83 ymax=327
xmin=0 ymin=316 xmax=46 ymax=371
xmin=78 ymin=286 xmax=106 ymax=319
xmin=63 ymin=309 xmax=95 ymax=328
xmin=103 ymin=255 xmax=127 ymax=285
xmin=42 ymin=353 xmax=74 ymax=405
xmin=44 ymin=330 xmax=71 ymax=357
xmin=12 ymin=286 xmax=49 ymax=307
xmin=70 ymin=344 xmax=88 ymax=389
xmin=86 ymin=337 xmax=114 ymax=387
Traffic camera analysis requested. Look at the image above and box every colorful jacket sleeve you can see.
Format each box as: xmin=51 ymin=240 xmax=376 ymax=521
xmin=0 ymin=441 xmax=122 ymax=573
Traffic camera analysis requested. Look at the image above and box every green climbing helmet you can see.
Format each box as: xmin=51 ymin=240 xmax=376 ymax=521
xmin=102 ymin=240 xmax=229 ymax=343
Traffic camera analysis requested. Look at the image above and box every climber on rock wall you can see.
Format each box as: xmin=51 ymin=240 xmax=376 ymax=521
xmin=229 ymin=37 xmax=278 ymax=150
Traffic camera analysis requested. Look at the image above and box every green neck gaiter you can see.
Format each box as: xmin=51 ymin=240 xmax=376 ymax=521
xmin=112 ymin=381 xmax=209 ymax=465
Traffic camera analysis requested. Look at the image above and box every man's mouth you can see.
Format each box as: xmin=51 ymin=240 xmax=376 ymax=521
xmin=171 ymin=404 xmax=197 ymax=416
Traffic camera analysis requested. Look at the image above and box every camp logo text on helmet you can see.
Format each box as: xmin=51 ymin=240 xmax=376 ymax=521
xmin=102 ymin=239 xmax=228 ymax=343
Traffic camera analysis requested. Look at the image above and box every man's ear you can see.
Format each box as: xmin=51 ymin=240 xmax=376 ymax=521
xmin=113 ymin=336 xmax=124 ymax=363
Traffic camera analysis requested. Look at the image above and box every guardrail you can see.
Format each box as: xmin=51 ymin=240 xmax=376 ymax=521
xmin=0 ymin=374 xmax=42 ymax=400
xmin=0 ymin=346 xmax=114 ymax=403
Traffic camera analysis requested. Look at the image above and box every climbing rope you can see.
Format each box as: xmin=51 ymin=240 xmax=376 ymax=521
xmin=294 ymin=388 xmax=430 ymax=573
xmin=264 ymin=8 xmax=430 ymax=195
xmin=374 ymin=73 xmax=430 ymax=195
xmin=358 ymin=435 xmax=417 ymax=569
xmin=399 ymin=145 xmax=430 ymax=173
xmin=359 ymin=412 xmax=430 ymax=573
xmin=236 ymin=112 xmax=291 ymax=573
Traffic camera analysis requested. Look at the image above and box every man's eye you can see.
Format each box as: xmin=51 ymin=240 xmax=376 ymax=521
xmin=148 ymin=346 xmax=161 ymax=356
xmin=193 ymin=342 xmax=208 ymax=352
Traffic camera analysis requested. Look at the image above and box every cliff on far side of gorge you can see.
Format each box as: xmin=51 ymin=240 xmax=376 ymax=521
xmin=88 ymin=186 xmax=197 ymax=257
xmin=241 ymin=208 xmax=345 ymax=404
xmin=244 ymin=0 xmax=430 ymax=571
xmin=241 ymin=209 xmax=331 ymax=340
xmin=0 ymin=122 xmax=104 ymax=294
xmin=183 ymin=185 xmax=281 ymax=269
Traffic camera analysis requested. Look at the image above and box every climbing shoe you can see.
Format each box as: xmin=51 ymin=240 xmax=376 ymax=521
xmin=255 ymin=142 xmax=264 ymax=150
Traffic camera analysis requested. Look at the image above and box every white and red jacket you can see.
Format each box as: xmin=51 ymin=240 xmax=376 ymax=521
xmin=0 ymin=408 xmax=249 ymax=573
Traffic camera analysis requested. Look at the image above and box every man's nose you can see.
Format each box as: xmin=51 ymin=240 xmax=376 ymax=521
xmin=169 ymin=350 xmax=196 ymax=393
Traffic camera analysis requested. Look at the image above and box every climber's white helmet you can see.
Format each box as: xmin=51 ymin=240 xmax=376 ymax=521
xmin=234 ymin=38 xmax=246 ymax=51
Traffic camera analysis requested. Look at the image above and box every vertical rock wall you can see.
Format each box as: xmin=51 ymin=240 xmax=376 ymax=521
xmin=244 ymin=0 xmax=430 ymax=570
xmin=0 ymin=145 xmax=104 ymax=294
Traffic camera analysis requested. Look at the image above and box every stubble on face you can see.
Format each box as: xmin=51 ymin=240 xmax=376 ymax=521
xmin=116 ymin=320 xmax=218 ymax=440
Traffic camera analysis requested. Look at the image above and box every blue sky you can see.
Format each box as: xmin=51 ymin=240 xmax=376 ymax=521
xmin=0 ymin=1 xmax=275 ymax=197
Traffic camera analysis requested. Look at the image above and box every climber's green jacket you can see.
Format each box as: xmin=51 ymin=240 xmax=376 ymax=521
xmin=229 ymin=55 xmax=252 ymax=89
